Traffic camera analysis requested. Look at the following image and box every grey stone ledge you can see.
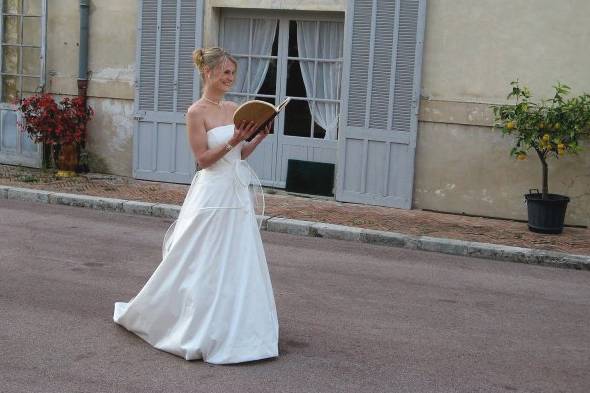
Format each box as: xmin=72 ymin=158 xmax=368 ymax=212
xmin=0 ymin=185 xmax=9 ymax=199
xmin=48 ymin=192 xmax=125 ymax=212
xmin=7 ymin=187 xmax=52 ymax=203
xmin=122 ymin=200 xmax=156 ymax=216
xmin=310 ymin=222 xmax=363 ymax=242
xmin=266 ymin=217 xmax=311 ymax=236
xmin=415 ymin=237 xmax=590 ymax=270
xmin=355 ymin=229 xmax=590 ymax=270
xmin=2 ymin=185 xmax=588 ymax=270
xmin=152 ymin=203 xmax=180 ymax=219
xmin=418 ymin=236 xmax=472 ymax=256
xmin=256 ymin=215 xmax=270 ymax=231
xmin=360 ymin=228 xmax=410 ymax=248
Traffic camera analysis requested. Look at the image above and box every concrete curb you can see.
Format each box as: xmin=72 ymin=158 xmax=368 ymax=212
xmin=2 ymin=185 xmax=589 ymax=270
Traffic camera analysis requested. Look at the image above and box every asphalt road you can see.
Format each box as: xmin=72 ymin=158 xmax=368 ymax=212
xmin=1 ymin=199 xmax=589 ymax=393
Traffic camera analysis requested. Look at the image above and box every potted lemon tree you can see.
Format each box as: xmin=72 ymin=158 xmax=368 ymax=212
xmin=492 ymin=81 xmax=590 ymax=234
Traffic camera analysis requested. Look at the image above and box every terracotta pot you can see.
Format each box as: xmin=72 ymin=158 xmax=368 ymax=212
xmin=56 ymin=143 xmax=78 ymax=177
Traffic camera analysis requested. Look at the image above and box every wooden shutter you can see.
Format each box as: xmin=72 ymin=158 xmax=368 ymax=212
xmin=335 ymin=0 xmax=426 ymax=208
xmin=137 ymin=0 xmax=157 ymax=112
xmin=133 ymin=0 xmax=203 ymax=183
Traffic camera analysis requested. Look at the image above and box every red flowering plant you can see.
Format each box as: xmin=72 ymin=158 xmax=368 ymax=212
xmin=16 ymin=93 xmax=94 ymax=146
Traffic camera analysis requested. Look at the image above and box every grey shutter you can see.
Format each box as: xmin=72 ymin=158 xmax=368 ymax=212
xmin=335 ymin=0 xmax=426 ymax=208
xmin=133 ymin=0 xmax=203 ymax=183
xmin=177 ymin=0 xmax=198 ymax=113
xmin=137 ymin=0 xmax=157 ymax=112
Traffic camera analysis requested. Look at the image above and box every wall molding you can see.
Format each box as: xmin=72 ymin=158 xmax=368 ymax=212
xmin=419 ymin=99 xmax=495 ymax=127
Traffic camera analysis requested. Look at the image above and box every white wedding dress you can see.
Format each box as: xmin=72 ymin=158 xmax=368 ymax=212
xmin=113 ymin=124 xmax=279 ymax=364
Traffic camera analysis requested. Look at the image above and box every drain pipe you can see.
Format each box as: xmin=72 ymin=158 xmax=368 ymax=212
xmin=78 ymin=0 xmax=89 ymax=103
xmin=77 ymin=0 xmax=90 ymax=170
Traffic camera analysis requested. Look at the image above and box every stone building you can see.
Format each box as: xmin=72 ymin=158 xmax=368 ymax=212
xmin=1 ymin=0 xmax=589 ymax=226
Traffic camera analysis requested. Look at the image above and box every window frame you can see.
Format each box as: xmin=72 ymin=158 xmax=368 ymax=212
xmin=0 ymin=0 xmax=47 ymax=108
xmin=219 ymin=15 xmax=279 ymax=104
xmin=220 ymin=9 xmax=344 ymax=139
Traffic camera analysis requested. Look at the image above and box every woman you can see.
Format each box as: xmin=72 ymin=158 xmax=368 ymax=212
xmin=113 ymin=47 xmax=279 ymax=364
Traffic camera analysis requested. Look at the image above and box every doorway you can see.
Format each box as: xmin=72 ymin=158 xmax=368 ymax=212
xmin=220 ymin=9 xmax=344 ymax=188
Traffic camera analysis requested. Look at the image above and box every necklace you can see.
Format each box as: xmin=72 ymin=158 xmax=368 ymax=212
xmin=203 ymin=95 xmax=223 ymax=107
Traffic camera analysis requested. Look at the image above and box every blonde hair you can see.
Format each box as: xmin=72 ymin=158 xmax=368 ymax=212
xmin=192 ymin=47 xmax=237 ymax=79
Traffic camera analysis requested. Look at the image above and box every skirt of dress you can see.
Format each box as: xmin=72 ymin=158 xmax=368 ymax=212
xmin=113 ymin=166 xmax=279 ymax=364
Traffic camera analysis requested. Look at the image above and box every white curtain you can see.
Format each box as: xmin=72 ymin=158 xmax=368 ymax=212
xmin=222 ymin=18 xmax=277 ymax=104
xmin=297 ymin=21 xmax=344 ymax=140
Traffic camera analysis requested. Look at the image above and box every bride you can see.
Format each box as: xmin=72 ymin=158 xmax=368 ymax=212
xmin=113 ymin=47 xmax=279 ymax=364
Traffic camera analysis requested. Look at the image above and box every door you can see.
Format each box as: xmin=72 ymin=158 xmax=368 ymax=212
xmin=133 ymin=0 xmax=203 ymax=183
xmin=0 ymin=0 xmax=46 ymax=168
xmin=220 ymin=10 xmax=344 ymax=188
xmin=335 ymin=0 xmax=427 ymax=208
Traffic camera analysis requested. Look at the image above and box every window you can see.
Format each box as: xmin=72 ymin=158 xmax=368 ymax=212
xmin=1 ymin=0 xmax=46 ymax=104
xmin=220 ymin=12 xmax=343 ymax=140
xmin=284 ymin=20 xmax=343 ymax=139
xmin=221 ymin=17 xmax=278 ymax=100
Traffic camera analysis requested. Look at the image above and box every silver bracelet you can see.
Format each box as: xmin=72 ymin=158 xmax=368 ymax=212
xmin=224 ymin=143 xmax=234 ymax=152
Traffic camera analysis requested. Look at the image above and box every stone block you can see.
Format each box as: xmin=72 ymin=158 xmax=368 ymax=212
xmin=266 ymin=217 xmax=311 ymax=236
xmin=152 ymin=203 xmax=180 ymax=219
xmin=49 ymin=192 xmax=124 ymax=212
xmin=310 ymin=222 xmax=362 ymax=242
xmin=7 ymin=187 xmax=51 ymax=203
xmin=360 ymin=228 xmax=408 ymax=248
xmin=123 ymin=200 xmax=155 ymax=216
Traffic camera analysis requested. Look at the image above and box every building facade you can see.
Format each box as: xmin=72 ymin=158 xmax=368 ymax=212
xmin=1 ymin=0 xmax=589 ymax=226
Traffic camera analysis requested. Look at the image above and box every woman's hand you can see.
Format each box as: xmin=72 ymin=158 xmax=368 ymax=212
xmin=240 ymin=122 xmax=272 ymax=160
xmin=253 ymin=122 xmax=272 ymax=142
xmin=229 ymin=120 xmax=259 ymax=146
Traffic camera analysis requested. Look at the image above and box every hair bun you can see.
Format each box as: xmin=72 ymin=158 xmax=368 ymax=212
xmin=192 ymin=47 xmax=237 ymax=80
xmin=193 ymin=48 xmax=205 ymax=70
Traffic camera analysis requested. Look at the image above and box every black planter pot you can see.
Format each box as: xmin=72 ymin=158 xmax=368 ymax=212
xmin=525 ymin=192 xmax=570 ymax=234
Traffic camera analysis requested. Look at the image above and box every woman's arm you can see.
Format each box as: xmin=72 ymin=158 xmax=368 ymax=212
xmin=187 ymin=107 xmax=255 ymax=169
xmin=222 ymin=100 xmax=269 ymax=161
xmin=241 ymin=124 xmax=270 ymax=160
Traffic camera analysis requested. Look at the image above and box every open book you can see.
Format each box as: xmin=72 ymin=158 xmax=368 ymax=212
xmin=233 ymin=97 xmax=291 ymax=141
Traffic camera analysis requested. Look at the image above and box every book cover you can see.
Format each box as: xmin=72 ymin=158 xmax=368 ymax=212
xmin=233 ymin=97 xmax=291 ymax=141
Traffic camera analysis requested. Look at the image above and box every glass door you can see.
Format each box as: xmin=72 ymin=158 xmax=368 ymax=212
xmin=0 ymin=0 xmax=46 ymax=167
xmin=220 ymin=10 xmax=344 ymax=188
xmin=220 ymin=14 xmax=279 ymax=186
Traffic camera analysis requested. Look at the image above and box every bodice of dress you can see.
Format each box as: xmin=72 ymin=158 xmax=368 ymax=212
xmin=199 ymin=124 xmax=249 ymax=184
xmin=207 ymin=125 xmax=241 ymax=162
xmin=197 ymin=124 xmax=262 ymax=210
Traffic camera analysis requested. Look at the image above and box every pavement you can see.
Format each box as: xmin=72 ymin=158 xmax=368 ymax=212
xmin=3 ymin=200 xmax=590 ymax=393
xmin=1 ymin=163 xmax=589 ymax=269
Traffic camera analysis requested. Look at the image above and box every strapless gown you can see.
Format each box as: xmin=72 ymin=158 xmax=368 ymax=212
xmin=113 ymin=124 xmax=279 ymax=364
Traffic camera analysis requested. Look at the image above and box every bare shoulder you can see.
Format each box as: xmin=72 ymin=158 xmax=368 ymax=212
xmin=187 ymin=101 xmax=206 ymax=117
xmin=186 ymin=102 xmax=206 ymax=132
xmin=224 ymin=100 xmax=239 ymax=111
xmin=187 ymin=102 xmax=206 ymax=121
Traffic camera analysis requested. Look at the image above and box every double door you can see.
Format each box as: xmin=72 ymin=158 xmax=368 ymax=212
xmin=220 ymin=10 xmax=343 ymax=188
